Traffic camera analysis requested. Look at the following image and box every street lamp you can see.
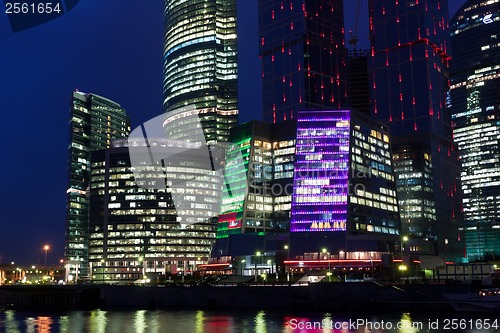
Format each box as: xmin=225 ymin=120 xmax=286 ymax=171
xmin=283 ymin=245 xmax=290 ymax=282
xmin=255 ymin=251 xmax=261 ymax=282
xmin=138 ymin=256 xmax=146 ymax=282
xmin=322 ymin=248 xmax=331 ymax=282
xmin=401 ymin=236 xmax=409 ymax=257
xmin=43 ymin=245 xmax=50 ymax=267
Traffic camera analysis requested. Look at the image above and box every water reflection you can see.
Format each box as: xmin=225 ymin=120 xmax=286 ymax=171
xmin=0 ymin=309 xmax=498 ymax=333
xmin=90 ymin=310 xmax=107 ymax=333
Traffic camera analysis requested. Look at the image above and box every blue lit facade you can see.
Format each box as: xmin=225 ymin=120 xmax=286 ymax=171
xmin=450 ymin=0 xmax=500 ymax=261
xmin=289 ymin=110 xmax=400 ymax=257
xmin=369 ymin=0 xmax=465 ymax=261
xmin=259 ymin=0 xmax=348 ymax=123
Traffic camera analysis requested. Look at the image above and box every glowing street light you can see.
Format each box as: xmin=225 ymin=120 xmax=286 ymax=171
xmin=43 ymin=245 xmax=50 ymax=267
xmin=255 ymin=251 xmax=262 ymax=282
xmin=322 ymin=248 xmax=331 ymax=282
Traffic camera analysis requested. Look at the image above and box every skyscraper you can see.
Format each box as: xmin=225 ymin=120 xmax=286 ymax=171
xmin=450 ymin=0 xmax=500 ymax=261
xmin=369 ymin=0 xmax=464 ymax=261
xmin=161 ymin=0 xmax=240 ymax=268
xmin=65 ymin=91 xmax=130 ymax=280
xmin=89 ymin=139 xmax=214 ymax=283
xmin=289 ymin=109 xmax=401 ymax=257
xmin=163 ymin=0 xmax=238 ymax=143
xmin=259 ymin=0 xmax=348 ymax=123
xmin=209 ymin=120 xmax=295 ymax=265
xmin=216 ymin=120 xmax=296 ymax=240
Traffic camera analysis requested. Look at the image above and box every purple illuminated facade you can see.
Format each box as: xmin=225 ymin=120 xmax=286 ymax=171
xmin=290 ymin=110 xmax=401 ymax=257
xmin=291 ymin=110 xmax=350 ymax=232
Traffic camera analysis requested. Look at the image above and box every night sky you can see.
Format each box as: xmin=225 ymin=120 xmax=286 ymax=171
xmin=0 ymin=1 xmax=467 ymax=265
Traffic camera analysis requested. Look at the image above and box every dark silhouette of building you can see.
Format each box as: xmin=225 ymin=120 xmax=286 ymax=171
xmin=349 ymin=49 xmax=371 ymax=115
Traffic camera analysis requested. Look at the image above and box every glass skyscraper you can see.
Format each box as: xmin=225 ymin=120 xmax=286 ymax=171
xmin=89 ymin=139 xmax=213 ymax=283
xmin=65 ymin=91 xmax=130 ymax=280
xmin=450 ymin=0 xmax=500 ymax=261
xmin=217 ymin=120 xmax=296 ymax=240
xmin=259 ymin=0 xmax=348 ymax=123
xmin=163 ymin=0 xmax=238 ymax=142
xmin=161 ymin=0 xmax=239 ymax=268
xmin=289 ymin=110 xmax=401 ymax=257
xmin=369 ymin=0 xmax=465 ymax=261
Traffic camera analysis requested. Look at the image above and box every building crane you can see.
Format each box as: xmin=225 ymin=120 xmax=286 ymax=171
xmin=348 ymin=0 xmax=362 ymax=50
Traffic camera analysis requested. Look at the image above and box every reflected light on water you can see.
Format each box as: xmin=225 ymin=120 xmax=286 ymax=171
xmin=3 ymin=310 xmax=21 ymax=333
xmin=134 ymin=310 xmax=148 ymax=333
xmin=90 ymin=310 xmax=107 ymax=333
xmin=322 ymin=313 xmax=332 ymax=333
xmin=36 ymin=317 xmax=53 ymax=333
xmin=2 ymin=309 xmax=489 ymax=333
xmin=58 ymin=316 xmax=69 ymax=333
xmin=255 ymin=311 xmax=267 ymax=333
xmin=195 ymin=310 xmax=205 ymax=333
xmin=204 ymin=314 xmax=233 ymax=333
xmin=399 ymin=313 xmax=419 ymax=333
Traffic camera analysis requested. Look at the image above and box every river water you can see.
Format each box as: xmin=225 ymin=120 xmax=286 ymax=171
xmin=1 ymin=309 xmax=499 ymax=332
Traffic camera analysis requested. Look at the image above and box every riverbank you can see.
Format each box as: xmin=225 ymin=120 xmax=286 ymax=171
xmin=0 ymin=282 xmax=475 ymax=311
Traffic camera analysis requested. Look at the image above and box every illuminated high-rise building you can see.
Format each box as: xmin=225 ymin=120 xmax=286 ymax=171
xmin=162 ymin=0 xmax=239 ymax=267
xmin=259 ymin=0 xmax=348 ymax=123
xmin=163 ymin=0 xmax=238 ymax=142
xmin=65 ymin=91 xmax=130 ymax=280
xmin=369 ymin=0 xmax=464 ymax=261
xmin=289 ymin=110 xmax=401 ymax=258
xmin=89 ymin=139 xmax=213 ymax=283
xmin=450 ymin=0 xmax=500 ymax=261
xmin=213 ymin=120 xmax=296 ymax=259
xmin=216 ymin=120 xmax=296 ymax=239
